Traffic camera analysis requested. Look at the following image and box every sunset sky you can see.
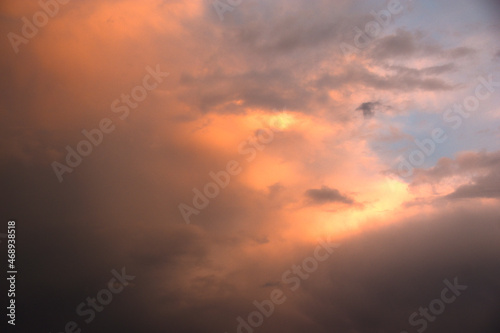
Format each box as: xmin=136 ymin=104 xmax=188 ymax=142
xmin=1 ymin=0 xmax=500 ymax=332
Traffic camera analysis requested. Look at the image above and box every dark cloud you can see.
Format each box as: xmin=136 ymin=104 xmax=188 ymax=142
xmin=446 ymin=172 xmax=500 ymax=199
xmin=411 ymin=150 xmax=500 ymax=200
xmin=1 ymin=1 xmax=499 ymax=332
xmin=371 ymin=29 xmax=429 ymax=58
xmin=231 ymin=10 xmax=344 ymax=53
xmin=210 ymin=0 xmax=371 ymax=55
xmin=178 ymin=69 xmax=318 ymax=113
xmin=370 ymin=29 xmax=476 ymax=60
xmin=356 ymin=101 xmax=380 ymax=118
xmin=305 ymin=186 xmax=355 ymax=205
xmin=174 ymin=5 xmax=461 ymax=119
xmin=6 ymin=171 xmax=500 ymax=333
xmin=294 ymin=206 xmax=500 ymax=333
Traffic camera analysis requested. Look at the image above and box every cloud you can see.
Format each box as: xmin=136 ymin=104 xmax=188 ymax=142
xmin=371 ymin=29 xmax=431 ymax=59
xmin=370 ymin=29 xmax=476 ymax=60
xmin=356 ymin=101 xmax=380 ymax=118
xmin=386 ymin=63 xmax=457 ymax=76
xmin=1 ymin=0 xmax=500 ymax=332
xmin=445 ymin=171 xmax=500 ymax=199
xmin=304 ymin=186 xmax=355 ymax=205
xmin=410 ymin=150 xmax=500 ymax=200
xmin=315 ymin=64 xmax=457 ymax=92
xmin=290 ymin=205 xmax=500 ymax=333
xmin=178 ymin=69 xmax=316 ymax=113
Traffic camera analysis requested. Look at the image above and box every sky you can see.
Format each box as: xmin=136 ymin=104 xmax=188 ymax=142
xmin=1 ymin=0 xmax=500 ymax=332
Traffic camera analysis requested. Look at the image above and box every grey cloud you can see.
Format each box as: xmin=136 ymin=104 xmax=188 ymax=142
xmin=214 ymin=0 xmax=365 ymax=54
xmin=356 ymin=101 xmax=380 ymax=118
xmin=3 ymin=112 xmax=500 ymax=333
xmin=178 ymin=9 xmax=461 ymax=119
xmin=179 ymin=69 xmax=317 ymax=113
xmin=181 ymin=60 xmax=456 ymax=117
xmin=233 ymin=13 xmax=344 ymax=53
xmin=2 ymin=1 xmax=500 ymax=332
xmin=305 ymin=186 xmax=355 ymax=205
xmin=446 ymin=172 xmax=500 ymax=199
xmin=296 ymin=206 xmax=500 ymax=333
xmin=370 ymin=29 xmax=475 ymax=60
xmin=387 ymin=63 xmax=457 ymax=76
xmin=411 ymin=150 xmax=500 ymax=200
xmin=447 ymin=46 xmax=476 ymax=58
xmin=370 ymin=29 xmax=437 ymax=59
xmin=315 ymin=64 xmax=456 ymax=91
xmin=421 ymin=63 xmax=457 ymax=75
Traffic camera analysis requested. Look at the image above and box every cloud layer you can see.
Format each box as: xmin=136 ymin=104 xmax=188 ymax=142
xmin=1 ymin=0 xmax=499 ymax=332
